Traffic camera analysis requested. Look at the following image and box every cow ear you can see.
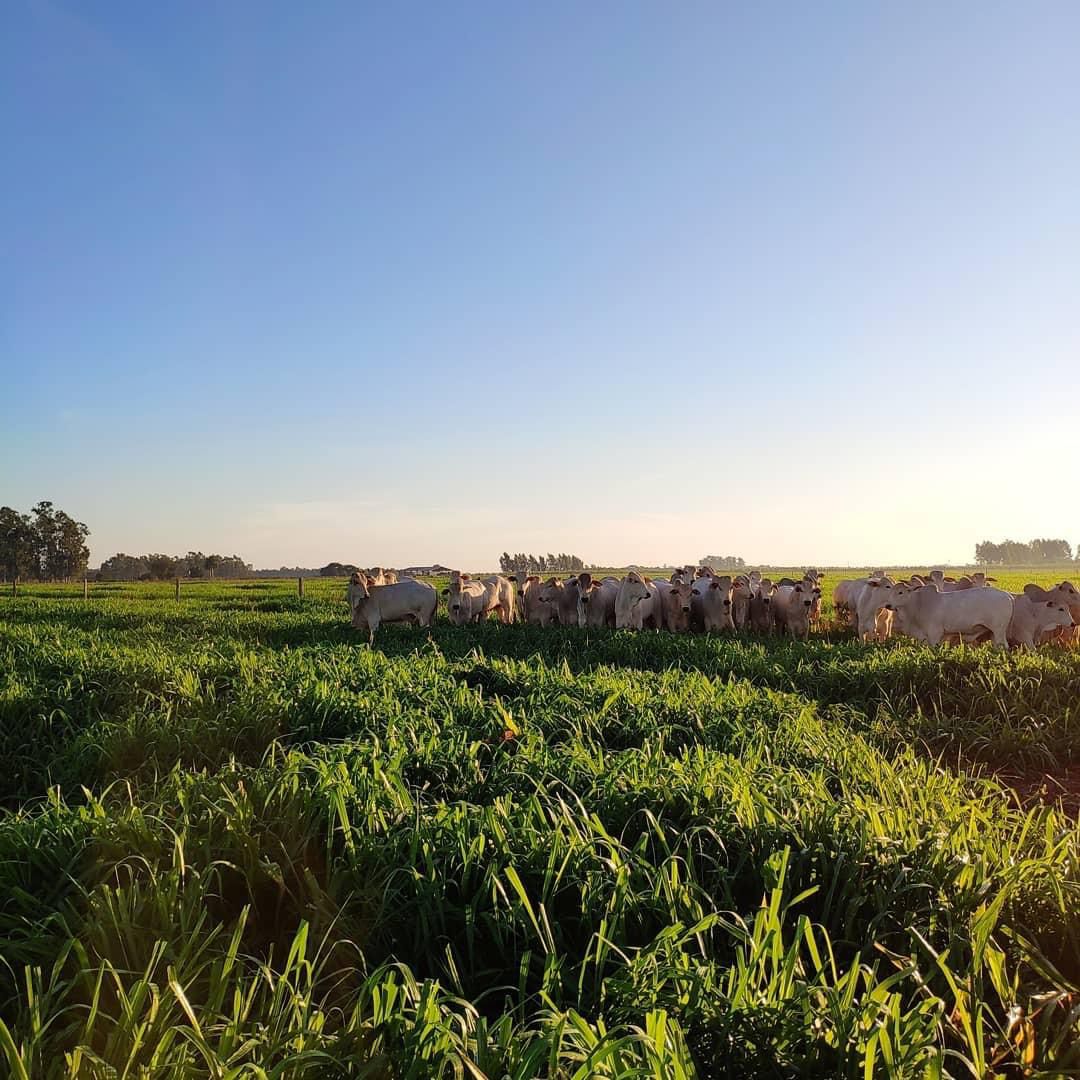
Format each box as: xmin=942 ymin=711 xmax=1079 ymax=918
xmin=441 ymin=588 xmax=449 ymax=596
xmin=461 ymin=573 xmax=470 ymax=581
xmin=987 ymin=577 xmax=996 ymax=582
xmin=527 ymin=575 xmax=539 ymax=584
xmin=1024 ymin=584 xmax=1047 ymax=600
xmin=709 ymin=581 xmax=719 ymax=589
xmin=867 ymin=580 xmax=879 ymax=588
xmin=644 ymin=576 xmax=652 ymax=584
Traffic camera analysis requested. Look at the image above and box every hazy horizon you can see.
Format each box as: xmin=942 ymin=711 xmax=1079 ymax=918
xmin=5 ymin=2 xmax=1078 ymax=569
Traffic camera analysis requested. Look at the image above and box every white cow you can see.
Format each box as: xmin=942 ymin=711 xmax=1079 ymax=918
xmin=578 ymin=573 xmax=620 ymax=628
xmin=655 ymin=578 xmax=693 ymax=632
xmin=833 ymin=578 xmax=868 ymax=629
xmin=691 ymin=572 xmax=734 ymax=632
xmin=1022 ymin=582 xmax=1080 ymax=646
xmin=855 ymin=576 xmax=898 ymax=640
xmin=749 ymin=578 xmax=776 ymax=633
xmin=772 ymin=578 xmax=816 ymax=639
xmin=731 ymin=575 xmax=754 ymax=630
xmin=535 ymin=576 xmax=582 ymax=627
xmin=882 ymin=581 xmax=1014 ymax=648
xmin=946 ymin=593 xmax=1072 ymax=650
xmin=347 ymin=573 xmax=437 ymax=644
xmin=509 ymin=571 xmax=554 ymax=626
xmin=615 ymin=572 xmax=662 ymax=630
xmin=443 ymin=573 xmax=515 ymax=625
xmin=1004 ymin=594 xmax=1072 ymax=649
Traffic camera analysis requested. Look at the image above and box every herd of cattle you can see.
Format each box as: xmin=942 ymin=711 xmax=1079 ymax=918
xmin=345 ymin=566 xmax=1079 ymax=649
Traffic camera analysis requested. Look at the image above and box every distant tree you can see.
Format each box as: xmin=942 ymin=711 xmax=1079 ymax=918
xmin=0 ymin=507 xmax=37 ymax=581
xmin=52 ymin=511 xmax=90 ymax=579
xmin=204 ymin=554 xmax=222 ymax=578
xmin=974 ymin=538 xmax=1072 ymax=565
xmin=215 ymin=555 xmax=252 ymax=578
xmin=144 ymin=554 xmax=176 ymax=579
xmin=30 ymin=501 xmax=58 ymax=578
xmin=1030 ymin=538 xmax=1072 ymax=562
xmin=28 ymin=501 xmax=89 ymax=580
xmin=320 ymin=562 xmax=359 ymax=577
xmin=700 ymin=554 xmax=746 ymax=570
xmin=497 ymin=551 xmax=586 ymax=574
xmin=183 ymin=551 xmax=205 ymax=578
xmin=1002 ymin=540 xmax=1030 ymax=564
xmin=99 ymin=553 xmax=149 ymax=581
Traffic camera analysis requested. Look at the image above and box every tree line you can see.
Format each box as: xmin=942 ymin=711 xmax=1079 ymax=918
xmin=1 ymin=502 xmax=90 ymax=582
xmin=974 ymin=538 xmax=1075 ymax=565
xmin=699 ymin=554 xmax=746 ymax=569
xmin=96 ymin=552 xmax=255 ymax=581
xmin=499 ymin=552 xmax=586 ymax=574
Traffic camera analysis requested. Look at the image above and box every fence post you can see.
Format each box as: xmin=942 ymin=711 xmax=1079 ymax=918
xmin=298 ymin=576 xmax=304 ymax=598
xmin=83 ymin=577 xmax=88 ymax=600
xmin=175 ymin=577 xmax=181 ymax=602
xmin=11 ymin=578 xmax=16 ymax=598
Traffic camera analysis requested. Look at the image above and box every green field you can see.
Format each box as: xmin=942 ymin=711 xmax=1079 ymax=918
xmin=2 ymin=576 xmax=1080 ymax=1077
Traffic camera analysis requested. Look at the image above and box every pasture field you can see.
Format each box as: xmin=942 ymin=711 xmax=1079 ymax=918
xmin=2 ymin=576 xmax=1080 ymax=1077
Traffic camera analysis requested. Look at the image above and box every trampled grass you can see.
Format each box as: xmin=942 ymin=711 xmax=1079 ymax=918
xmin=1 ymin=578 xmax=1079 ymax=1077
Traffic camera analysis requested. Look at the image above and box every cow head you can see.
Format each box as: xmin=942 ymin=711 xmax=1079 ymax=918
xmin=731 ymin=576 xmax=754 ymax=625
xmin=577 ymin=573 xmax=594 ymax=611
xmin=536 ymin=577 xmax=562 ymax=603
xmin=444 ymin=573 xmax=474 ymax=624
xmin=511 ymin=571 xmax=538 ymax=602
xmin=1038 ymin=601 xmax=1074 ymax=634
xmin=878 ymin=580 xmax=919 ymax=612
xmin=621 ymin=571 xmax=650 ymax=607
xmin=749 ymin=579 xmax=776 ymax=631
xmin=665 ymin=580 xmax=693 ymax=632
xmin=346 ymin=572 xmax=370 ymax=624
xmin=707 ymin=574 xmax=733 ymax=610
xmin=1028 ymin=581 xmax=1080 ymax=622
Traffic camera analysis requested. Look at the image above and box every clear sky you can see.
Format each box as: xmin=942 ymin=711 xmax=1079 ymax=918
xmin=4 ymin=1 xmax=1079 ymax=570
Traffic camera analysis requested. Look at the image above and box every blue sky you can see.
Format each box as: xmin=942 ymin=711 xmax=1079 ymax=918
xmin=4 ymin=1 xmax=1079 ymax=568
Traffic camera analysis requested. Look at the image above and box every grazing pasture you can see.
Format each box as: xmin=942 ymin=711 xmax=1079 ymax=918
xmin=2 ymin=575 xmax=1079 ymax=1077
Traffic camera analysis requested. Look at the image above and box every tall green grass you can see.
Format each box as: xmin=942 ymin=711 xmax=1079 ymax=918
xmin=1 ymin=581 xmax=1079 ymax=1077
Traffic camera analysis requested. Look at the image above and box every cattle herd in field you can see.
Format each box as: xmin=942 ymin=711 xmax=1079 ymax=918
xmin=345 ymin=565 xmax=1079 ymax=649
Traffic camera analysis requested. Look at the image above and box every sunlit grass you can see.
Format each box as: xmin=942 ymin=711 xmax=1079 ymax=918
xmin=1 ymin=579 xmax=1079 ymax=1076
